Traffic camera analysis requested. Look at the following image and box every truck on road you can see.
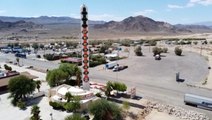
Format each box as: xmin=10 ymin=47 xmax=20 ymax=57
xmin=105 ymin=61 xmax=118 ymax=69
xmin=184 ymin=94 xmax=212 ymax=110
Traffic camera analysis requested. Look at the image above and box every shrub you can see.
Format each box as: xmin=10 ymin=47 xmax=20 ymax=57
xmin=175 ymin=47 xmax=182 ymax=56
xmin=209 ymin=41 xmax=212 ymax=44
xmin=89 ymin=55 xmax=107 ymax=67
xmin=193 ymin=41 xmax=198 ymax=45
xmin=36 ymin=55 xmax=41 ymax=58
xmin=152 ymin=47 xmax=162 ymax=56
xmin=112 ymin=82 xmax=127 ymax=92
xmin=134 ymin=45 xmax=143 ymax=56
xmin=149 ymin=40 xmax=157 ymax=46
xmin=120 ymin=39 xmax=133 ymax=46
xmin=162 ymin=48 xmax=168 ymax=53
xmin=49 ymin=101 xmax=64 ymax=110
xmin=63 ymin=103 xmax=74 ymax=112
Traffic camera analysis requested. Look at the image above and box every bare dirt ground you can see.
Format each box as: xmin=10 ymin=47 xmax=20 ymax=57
xmin=145 ymin=110 xmax=181 ymax=120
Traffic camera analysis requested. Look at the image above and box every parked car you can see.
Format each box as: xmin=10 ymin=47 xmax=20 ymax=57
xmin=155 ymin=54 xmax=161 ymax=60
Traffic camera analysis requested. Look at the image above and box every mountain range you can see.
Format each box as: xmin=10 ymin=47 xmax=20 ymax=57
xmin=0 ymin=16 xmax=105 ymax=24
xmin=0 ymin=15 xmax=211 ymax=39
xmin=0 ymin=20 xmax=42 ymax=30
xmin=94 ymin=15 xmax=212 ymax=33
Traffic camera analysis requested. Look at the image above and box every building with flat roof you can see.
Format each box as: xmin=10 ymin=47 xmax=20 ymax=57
xmin=0 ymin=71 xmax=37 ymax=94
xmin=49 ymin=84 xmax=97 ymax=110
xmin=61 ymin=57 xmax=82 ymax=65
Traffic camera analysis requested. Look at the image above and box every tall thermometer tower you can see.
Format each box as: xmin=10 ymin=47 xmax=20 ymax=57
xmin=81 ymin=5 xmax=90 ymax=90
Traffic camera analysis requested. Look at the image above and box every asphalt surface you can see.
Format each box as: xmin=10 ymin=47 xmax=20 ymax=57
xmin=0 ymin=47 xmax=212 ymax=118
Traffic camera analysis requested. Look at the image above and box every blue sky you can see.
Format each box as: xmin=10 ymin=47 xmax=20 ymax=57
xmin=0 ymin=0 xmax=212 ymax=24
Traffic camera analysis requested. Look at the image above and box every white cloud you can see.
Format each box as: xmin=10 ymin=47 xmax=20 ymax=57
xmin=189 ymin=0 xmax=212 ymax=6
xmin=133 ymin=9 xmax=156 ymax=16
xmin=0 ymin=10 xmax=6 ymax=14
xmin=168 ymin=4 xmax=184 ymax=9
xmin=168 ymin=0 xmax=212 ymax=9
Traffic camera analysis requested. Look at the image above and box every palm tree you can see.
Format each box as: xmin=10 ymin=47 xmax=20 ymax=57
xmin=30 ymin=105 xmax=41 ymax=120
xmin=35 ymin=80 xmax=41 ymax=92
xmin=65 ymin=92 xmax=73 ymax=102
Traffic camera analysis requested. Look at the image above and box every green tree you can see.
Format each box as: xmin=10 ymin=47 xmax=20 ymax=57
xmin=8 ymin=75 xmax=36 ymax=105
xmin=99 ymin=45 xmax=108 ymax=53
xmin=88 ymin=99 xmax=122 ymax=120
xmin=59 ymin=63 xmax=82 ymax=86
xmin=134 ymin=45 xmax=143 ymax=56
xmin=46 ymin=69 xmax=68 ymax=87
xmin=175 ymin=47 xmax=183 ymax=56
xmin=30 ymin=105 xmax=41 ymax=120
xmin=65 ymin=92 xmax=73 ymax=103
xmin=65 ymin=113 xmax=86 ymax=120
xmin=59 ymin=63 xmax=76 ymax=79
xmin=35 ymin=80 xmax=41 ymax=92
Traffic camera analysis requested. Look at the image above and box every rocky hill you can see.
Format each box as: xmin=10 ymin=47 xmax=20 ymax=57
xmin=174 ymin=24 xmax=212 ymax=33
xmin=94 ymin=15 xmax=211 ymax=33
xmin=0 ymin=20 xmax=42 ymax=31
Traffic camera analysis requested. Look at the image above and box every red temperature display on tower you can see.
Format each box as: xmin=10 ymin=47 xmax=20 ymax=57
xmin=81 ymin=5 xmax=89 ymax=83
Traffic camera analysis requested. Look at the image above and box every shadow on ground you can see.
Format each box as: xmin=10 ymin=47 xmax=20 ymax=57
xmin=108 ymin=96 xmax=146 ymax=109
